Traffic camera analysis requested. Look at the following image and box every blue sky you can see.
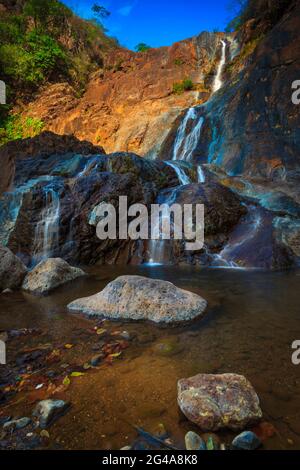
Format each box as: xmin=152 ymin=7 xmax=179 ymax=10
xmin=63 ymin=0 xmax=233 ymax=50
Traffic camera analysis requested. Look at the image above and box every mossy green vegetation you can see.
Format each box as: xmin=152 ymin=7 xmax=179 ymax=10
xmin=0 ymin=0 xmax=118 ymax=94
xmin=0 ymin=0 xmax=119 ymax=146
xmin=0 ymin=113 xmax=44 ymax=146
xmin=172 ymin=79 xmax=194 ymax=95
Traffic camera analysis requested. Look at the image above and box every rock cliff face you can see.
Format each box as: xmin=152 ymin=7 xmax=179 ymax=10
xmin=1 ymin=0 xmax=300 ymax=271
xmin=160 ymin=0 xmax=300 ymax=181
xmin=16 ymin=32 xmax=222 ymax=157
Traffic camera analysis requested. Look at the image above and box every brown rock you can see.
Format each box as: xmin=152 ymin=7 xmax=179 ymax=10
xmin=178 ymin=373 xmax=262 ymax=431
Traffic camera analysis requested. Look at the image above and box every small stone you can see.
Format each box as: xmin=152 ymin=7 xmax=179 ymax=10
xmin=40 ymin=430 xmax=50 ymax=439
xmin=155 ymin=423 xmax=168 ymax=440
xmin=232 ymin=431 xmax=262 ymax=450
xmin=33 ymin=399 xmax=70 ymax=429
xmin=2 ymin=288 xmax=13 ymax=294
xmin=90 ymin=354 xmax=104 ymax=367
xmin=3 ymin=417 xmax=31 ymax=431
xmin=120 ymin=446 xmax=131 ymax=450
xmin=204 ymin=433 xmax=220 ymax=450
xmin=119 ymin=331 xmax=131 ymax=341
xmin=287 ymin=438 xmax=294 ymax=446
xmin=185 ymin=431 xmax=206 ymax=450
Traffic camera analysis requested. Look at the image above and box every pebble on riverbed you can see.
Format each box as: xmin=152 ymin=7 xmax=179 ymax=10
xmin=185 ymin=431 xmax=206 ymax=450
xmin=33 ymin=399 xmax=70 ymax=429
xmin=3 ymin=417 xmax=31 ymax=431
xmin=231 ymin=431 xmax=262 ymax=450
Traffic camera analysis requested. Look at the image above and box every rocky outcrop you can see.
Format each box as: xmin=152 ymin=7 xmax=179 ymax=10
xmin=0 ymin=131 xmax=105 ymax=197
xmin=68 ymin=275 xmax=207 ymax=323
xmin=161 ymin=1 xmax=300 ymax=181
xmin=0 ymin=148 xmax=180 ymax=266
xmin=178 ymin=373 xmax=262 ymax=431
xmin=17 ymin=32 xmax=222 ymax=157
xmin=22 ymin=258 xmax=85 ymax=295
xmin=0 ymin=246 xmax=27 ymax=291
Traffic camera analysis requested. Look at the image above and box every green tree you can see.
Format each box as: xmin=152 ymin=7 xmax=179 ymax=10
xmin=24 ymin=0 xmax=70 ymax=31
xmin=92 ymin=3 xmax=111 ymax=19
xmin=135 ymin=43 xmax=151 ymax=52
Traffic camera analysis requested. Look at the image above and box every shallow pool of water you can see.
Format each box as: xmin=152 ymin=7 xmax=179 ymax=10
xmin=1 ymin=265 xmax=300 ymax=450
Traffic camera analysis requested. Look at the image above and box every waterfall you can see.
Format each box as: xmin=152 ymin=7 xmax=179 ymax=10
xmin=172 ymin=108 xmax=204 ymax=162
xmin=212 ymin=39 xmax=227 ymax=93
xmin=209 ymin=205 xmax=263 ymax=269
xmin=0 ymin=176 xmax=54 ymax=247
xmin=33 ymin=185 xmax=60 ymax=263
xmin=147 ymin=186 xmax=179 ymax=266
xmin=165 ymin=161 xmax=191 ymax=185
xmin=197 ymin=165 xmax=206 ymax=183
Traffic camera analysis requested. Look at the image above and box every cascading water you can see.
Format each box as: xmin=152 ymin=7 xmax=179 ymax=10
xmin=148 ymin=39 xmax=229 ymax=266
xmin=33 ymin=184 xmax=61 ymax=264
xmin=172 ymin=108 xmax=205 ymax=162
xmin=197 ymin=165 xmax=206 ymax=183
xmin=147 ymin=162 xmax=191 ymax=265
xmin=212 ymin=39 xmax=227 ymax=93
xmin=165 ymin=161 xmax=191 ymax=185
xmin=0 ymin=176 xmax=54 ymax=247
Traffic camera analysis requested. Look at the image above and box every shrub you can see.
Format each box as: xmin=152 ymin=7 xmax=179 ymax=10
xmin=0 ymin=114 xmax=44 ymax=146
xmin=172 ymin=79 xmax=194 ymax=94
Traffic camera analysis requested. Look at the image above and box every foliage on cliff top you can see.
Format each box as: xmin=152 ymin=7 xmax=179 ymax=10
xmin=0 ymin=0 xmax=119 ymax=96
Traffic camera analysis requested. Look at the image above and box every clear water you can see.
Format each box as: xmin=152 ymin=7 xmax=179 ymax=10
xmin=1 ymin=265 xmax=300 ymax=450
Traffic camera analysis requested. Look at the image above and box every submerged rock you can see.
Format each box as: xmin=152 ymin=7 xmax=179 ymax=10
xmin=68 ymin=275 xmax=207 ymax=323
xmin=3 ymin=417 xmax=31 ymax=431
xmin=178 ymin=373 xmax=262 ymax=431
xmin=22 ymin=258 xmax=85 ymax=295
xmin=33 ymin=399 xmax=70 ymax=428
xmin=232 ymin=431 xmax=262 ymax=450
xmin=0 ymin=246 xmax=27 ymax=291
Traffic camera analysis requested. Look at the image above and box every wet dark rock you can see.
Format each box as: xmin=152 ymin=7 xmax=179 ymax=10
xmin=33 ymin=399 xmax=70 ymax=429
xmin=178 ymin=373 xmax=262 ymax=431
xmin=22 ymin=258 xmax=86 ymax=295
xmin=0 ymin=131 xmax=105 ymax=197
xmin=232 ymin=431 xmax=262 ymax=450
xmin=3 ymin=417 xmax=31 ymax=431
xmin=0 ymin=246 xmax=27 ymax=291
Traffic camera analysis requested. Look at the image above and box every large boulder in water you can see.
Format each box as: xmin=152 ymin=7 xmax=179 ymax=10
xmin=178 ymin=373 xmax=262 ymax=431
xmin=0 ymin=246 xmax=27 ymax=291
xmin=22 ymin=258 xmax=85 ymax=295
xmin=68 ymin=275 xmax=207 ymax=323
